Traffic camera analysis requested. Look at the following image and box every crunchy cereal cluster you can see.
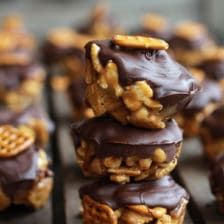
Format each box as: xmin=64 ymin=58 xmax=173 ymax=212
xmin=76 ymin=140 xmax=181 ymax=183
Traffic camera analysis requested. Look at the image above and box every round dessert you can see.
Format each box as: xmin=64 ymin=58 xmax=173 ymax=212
xmin=200 ymin=106 xmax=224 ymax=160
xmin=72 ymin=116 xmax=183 ymax=183
xmin=169 ymin=21 xmax=215 ymax=66
xmin=176 ymin=69 xmax=222 ymax=137
xmin=0 ymin=62 xmax=46 ymax=110
xmin=85 ymin=35 xmax=199 ymax=129
xmin=79 ymin=176 xmax=189 ymax=224
xmin=67 ymin=77 xmax=94 ymax=120
xmin=0 ymin=104 xmax=53 ymax=147
xmin=132 ymin=13 xmax=171 ymax=41
xmin=210 ymin=154 xmax=224 ymax=214
xmin=197 ymin=48 xmax=224 ymax=88
xmin=0 ymin=125 xmax=53 ymax=211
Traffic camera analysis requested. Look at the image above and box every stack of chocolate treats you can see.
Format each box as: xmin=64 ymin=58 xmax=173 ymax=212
xmin=72 ymin=35 xmax=199 ymax=224
xmin=0 ymin=16 xmax=53 ymax=211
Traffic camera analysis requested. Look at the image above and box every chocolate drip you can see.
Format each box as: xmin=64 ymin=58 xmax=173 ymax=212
xmin=72 ymin=116 xmax=182 ymax=160
xmin=202 ymin=107 xmax=224 ymax=139
xmin=0 ymin=63 xmax=44 ymax=90
xmin=79 ymin=176 xmax=189 ymax=212
xmin=198 ymin=59 xmax=224 ymax=81
xmin=42 ymin=41 xmax=84 ymax=65
xmin=85 ymin=40 xmax=198 ymax=106
xmin=183 ymin=79 xmax=222 ymax=116
xmin=210 ymin=154 xmax=224 ymax=193
xmin=0 ymin=146 xmax=38 ymax=186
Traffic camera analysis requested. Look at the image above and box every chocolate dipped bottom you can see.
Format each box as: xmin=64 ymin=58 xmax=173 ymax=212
xmin=72 ymin=116 xmax=182 ymax=160
xmin=183 ymin=79 xmax=222 ymax=116
xmin=85 ymin=40 xmax=198 ymax=107
xmin=80 ymin=176 xmax=189 ymax=212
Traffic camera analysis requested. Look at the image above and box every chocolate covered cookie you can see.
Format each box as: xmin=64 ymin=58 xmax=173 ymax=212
xmin=72 ymin=116 xmax=183 ymax=183
xmin=170 ymin=21 xmax=215 ymax=66
xmin=0 ymin=125 xmax=53 ymax=211
xmin=85 ymin=35 xmax=199 ymax=129
xmin=79 ymin=176 xmax=189 ymax=224
xmin=210 ymin=154 xmax=224 ymax=213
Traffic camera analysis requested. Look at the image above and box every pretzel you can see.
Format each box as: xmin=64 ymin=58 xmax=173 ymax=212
xmin=82 ymin=196 xmax=117 ymax=224
xmin=0 ymin=125 xmax=34 ymax=158
xmin=112 ymin=35 xmax=169 ymax=50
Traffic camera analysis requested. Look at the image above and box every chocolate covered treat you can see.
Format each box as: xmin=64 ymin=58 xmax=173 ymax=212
xmin=0 ymin=125 xmax=53 ymax=211
xmin=72 ymin=116 xmax=183 ymax=183
xmin=79 ymin=176 xmax=189 ymax=224
xmin=85 ymin=35 xmax=199 ymax=129
xmin=210 ymin=154 xmax=224 ymax=213
xmin=176 ymin=68 xmax=222 ymax=137
xmin=0 ymin=104 xmax=53 ymax=147
xmin=201 ymin=106 xmax=224 ymax=160
xmin=133 ymin=13 xmax=171 ymax=41
xmin=170 ymin=21 xmax=215 ymax=66
xmin=197 ymin=48 xmax=224 ymax=88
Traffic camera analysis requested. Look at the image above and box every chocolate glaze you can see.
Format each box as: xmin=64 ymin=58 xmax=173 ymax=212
xmin=72 ymin=116 xmax=182 ymax=161
xmin=202 ymin=106 xmax=224 ymax=139
xmin=79 ymin=176 xmax=189 ymax=212
xmin=0 ymin=104 xmax=54 ymax=132
xmin=42 ymin=41 xmax=85 ymax=65
xmin=210 ymin=154 xmax=224 ymax=193
xmin=0 ymin=63 xmax=45 ymax=90
xmin=183 ymin=79 xmax=222 ymax=116
xmin=67 ymin=77 xmax=86 ymax=109
xmin=85 ymin=40 xmax=199 ymax=107
xmin=0 ymin=146 xmax=38 ymax=187
xmin=198 ymin=59 xmax=224 ymax=81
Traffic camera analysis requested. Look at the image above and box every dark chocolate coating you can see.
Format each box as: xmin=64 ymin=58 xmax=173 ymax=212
xmin=79 ymin=176 xmax=189 ymax=212
xmin=72 ymin=116 xmax=182 ymax=161
xmin=183 ymin=79 xmax=222 ymax=116
xmin=42 ymin=41 xmax=84 ymax=66
xmin=198 ymin=59 xmax=224 ymax=81
xmin=210 ymin=154 xmax=224 ymax=194
xmin=85 ymin=40 xmax=199 ymax=107
xmin=0 ymin=63 xmax=44 ymax=90
xmin=0 ymin=104 xmax=54 ymax=132
xmin=202 ymin=106 xmax=224 ymax=139
xmin=0 ymin=146 xmax=38 ymax=186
